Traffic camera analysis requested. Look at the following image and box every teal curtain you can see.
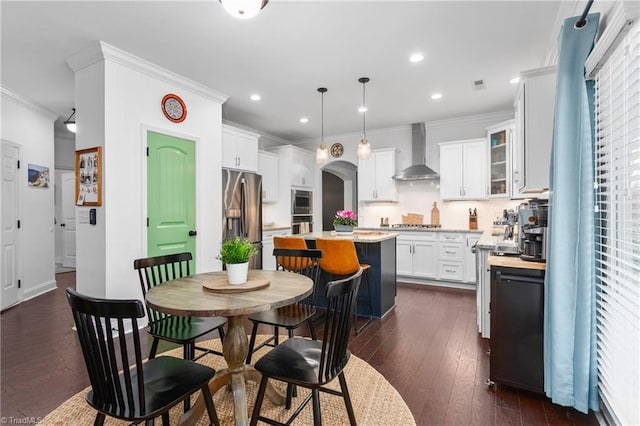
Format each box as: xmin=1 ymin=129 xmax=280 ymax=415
xmin=544 ymin=13 xmax=600 ymax=414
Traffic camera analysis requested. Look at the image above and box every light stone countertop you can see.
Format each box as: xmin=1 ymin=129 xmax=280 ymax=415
xmin=294 ymin=230 xmax=398 ymax=243
xmin=358 ymin=227 xmax=483 ymax=234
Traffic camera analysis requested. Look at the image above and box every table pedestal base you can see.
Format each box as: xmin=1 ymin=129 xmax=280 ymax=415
xmin=178 ymin=315 xmax=285 ymax=426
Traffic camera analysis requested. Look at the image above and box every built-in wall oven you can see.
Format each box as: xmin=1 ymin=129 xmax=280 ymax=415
xmin=292 ymin=189 xmax=312 ymax=215
xmin=291 ymin=189 xmax=313 ymax=234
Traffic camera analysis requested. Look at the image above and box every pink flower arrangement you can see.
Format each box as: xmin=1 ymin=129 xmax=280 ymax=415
xmin=333 ymin=210 xmax=358 ymax=227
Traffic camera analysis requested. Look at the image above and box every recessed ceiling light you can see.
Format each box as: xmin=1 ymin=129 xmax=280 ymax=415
xmin=509 ymin=77 xmax=521 ymax=84
xmin=431 ymin=93 xmax=443 ymax=100
xmin=358 ymin=106 xmax=368 ymax=113
xmin=250 ymin=94 xmax=261 ymax=101
xmin=409 ymin=53 xmax=424 ymax=63
xmin=299 ymin=117 xmax=309 ymax=124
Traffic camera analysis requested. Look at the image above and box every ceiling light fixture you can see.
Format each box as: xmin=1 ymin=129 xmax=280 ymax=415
xmin=219 ymin=0 xmax=268 ymax=19
xmin=316 ymin=87 xmax=329 ymax=165
xmin=509 ymin=77 xmax=521 ymax=84
xmin=299 ymin=117 xmax=309 ymax=124
xmin=64 ymin=108 xmax=76 ymax=133
xmin=250 ymin=94 xmax=261 ymax=101
xmin=431 ymin=93 xmax=443 ymax=100
xmin=409 ymin=53 xmax=424 ymax=63
xmin=357 ymin=77 xmax=371 ymax=160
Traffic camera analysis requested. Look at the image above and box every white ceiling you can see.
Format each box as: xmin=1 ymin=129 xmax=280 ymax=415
xmin=1 ymin=1 xmax=566 ymax=143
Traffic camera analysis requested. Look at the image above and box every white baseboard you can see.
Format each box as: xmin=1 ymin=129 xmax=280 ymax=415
xmin=23 ymin=279 xmax=57 ymax=301
xmin=398 ymin=278 xmax=475 ymax=291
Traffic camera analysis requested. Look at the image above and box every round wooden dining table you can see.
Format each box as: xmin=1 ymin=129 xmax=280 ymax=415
xmin=145 ymin=269 xmax=313 ymax=426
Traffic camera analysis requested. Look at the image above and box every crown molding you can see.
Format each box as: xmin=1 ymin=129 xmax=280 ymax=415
xmin=221 ymin=119 xmax=293 ymax=144
xmin=426 ymin=110 xmax=514 ymax=130
xmin=66 ymin=41 xmax=229 ymax=104
xmin=1 ymin=87 xmax=59 ymax=121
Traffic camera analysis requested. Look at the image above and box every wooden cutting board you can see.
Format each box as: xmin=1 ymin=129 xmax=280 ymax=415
xmin=402 ymin=213 xmax=424 ymax=224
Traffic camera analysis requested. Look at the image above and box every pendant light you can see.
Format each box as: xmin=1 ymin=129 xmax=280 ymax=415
xmin=64 ymin=108 xmax=76 ymax=133
xmin=219 ymin=0 xmax=268 ymax=20
xmin=357 ymin=77 xmax=371 ymax=160
xmin=316 ymin=87 xmax=329 ymax=165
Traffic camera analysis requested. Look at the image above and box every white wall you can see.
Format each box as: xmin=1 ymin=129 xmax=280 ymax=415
xmin=68 ymin=42 xmax=227 ymax=300
xmin=1 ymin=88 xmax=57 ymax=300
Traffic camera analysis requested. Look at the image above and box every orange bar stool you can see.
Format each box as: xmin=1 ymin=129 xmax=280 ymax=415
xmin=315 ymin=238 xmax=373 ymax=334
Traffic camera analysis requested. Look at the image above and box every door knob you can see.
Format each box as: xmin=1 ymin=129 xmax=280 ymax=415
xmin=60 ymin=223 xmax=66 ymax=227
xmin=188 ymin=230 xmax=197 ymax=236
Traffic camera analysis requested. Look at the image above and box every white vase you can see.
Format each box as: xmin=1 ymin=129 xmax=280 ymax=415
xmin=226 ymin=262 xmax=249 ymax=285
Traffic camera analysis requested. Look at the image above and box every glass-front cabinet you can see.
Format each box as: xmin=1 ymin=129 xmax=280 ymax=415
xmin=486 ymin=120 xmax=514 ymax=198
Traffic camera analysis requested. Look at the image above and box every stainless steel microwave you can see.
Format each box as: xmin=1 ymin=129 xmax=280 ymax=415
xmin=291 ymin=189 xmax=312 ymax=215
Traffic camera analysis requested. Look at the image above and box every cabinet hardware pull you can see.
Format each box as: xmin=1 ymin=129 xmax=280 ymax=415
xmin=445 ymin=250 xmax=455 ymax=254
xmin=445 ymin=269 xmax=456 ymax=273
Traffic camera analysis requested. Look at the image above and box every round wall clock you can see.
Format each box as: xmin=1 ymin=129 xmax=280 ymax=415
xmin=331 ymin=143 xmax=344 ymax=158
xmin=161 ymin=94 xmax=187 ymax=123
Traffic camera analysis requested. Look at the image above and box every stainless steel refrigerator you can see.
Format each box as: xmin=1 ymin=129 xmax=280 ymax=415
xmin=222 ymin=169 xmax=263 ymax=269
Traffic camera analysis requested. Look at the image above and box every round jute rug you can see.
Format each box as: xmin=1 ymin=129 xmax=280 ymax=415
xmin=41 ymin=335 xmax=415 ymax=425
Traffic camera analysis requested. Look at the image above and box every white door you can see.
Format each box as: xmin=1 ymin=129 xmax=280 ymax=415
xmin=61 ymin=171 xmax=76 ymax=268
xmin=1 ymin=142 xmax=20 ymax=310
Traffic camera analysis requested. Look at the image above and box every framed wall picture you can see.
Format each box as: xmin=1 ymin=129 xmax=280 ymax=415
xmin=75 ymin=146 xmax=102 ymax=206
xmin=27 ymin=163 xmax=50 ymax=188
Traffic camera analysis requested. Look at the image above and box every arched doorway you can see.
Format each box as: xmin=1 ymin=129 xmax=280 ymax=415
xmin=321 ymin=160 xmax=357 ymax=231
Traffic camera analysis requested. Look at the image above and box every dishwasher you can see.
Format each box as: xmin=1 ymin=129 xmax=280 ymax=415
xmin=488 ymin=265 xmax=545 ymax=393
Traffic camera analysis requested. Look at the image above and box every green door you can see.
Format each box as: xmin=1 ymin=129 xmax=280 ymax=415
xmin=147 ymin=131 xmax=196 ymax=268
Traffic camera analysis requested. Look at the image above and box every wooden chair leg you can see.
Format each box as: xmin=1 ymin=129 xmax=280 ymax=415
xmin=202 ymin=384 xmax=220 ymax=426
xmin=339 ymin=372 xmax=357 ymax=426
xmin=246 ymin=322 xmax=260 ymax=364
xmin=149 ymin=337 xmax=159 ymax=359
xmin=287 ymin=329 xmax=297 ymax=399
xmin=250 ymin=376 xmax=269 ymax=426
xmin=218 ymin=326 xmax=225 ymax=343
xmin=94 ymin=412 xmax=105 ymax=426
xmin=311 ymin=388 xmax=322 ymax=426
xmin=161 ymin=412 xmax=170 ymax=425
xmin=307 ymin=318 xmax=317 ymax=340
xmin=354 ymin=269 xmax=373 ymax=335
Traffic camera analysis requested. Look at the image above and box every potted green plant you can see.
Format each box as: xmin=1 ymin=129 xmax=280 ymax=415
xmin=217 ymin=237 xmax=258 ymax=284
xmin=333 ymin=210 xmax=358 ymax=234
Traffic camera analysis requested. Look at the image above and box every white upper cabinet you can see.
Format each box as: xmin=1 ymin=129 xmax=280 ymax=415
xmin=258 ymin=151 xmax=279 ymax=203
xmin=439 ymin=139 xmax=487 ymax=200
xmin=359 ymin=149 xmax=398 ymax=202
xmin=222 ymin=124 xmax=259 ymax=172
xmin=270 ymin=145 xmax=314 ymax=188
xmin=513 ymin=66 xmax=557 ymax=196
xmin=486 ymin=120 xmax=514 ymax=198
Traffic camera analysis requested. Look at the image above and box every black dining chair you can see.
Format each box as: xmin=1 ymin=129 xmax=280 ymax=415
xmin=246 ymin=248 xmax=323 ymax=365
xmin=250 ymin=268 xmax=363 ymax=426
xmin=134 ymin=252 xmax=227 ymax=361
xmin=65 ymin=288 xmax=220 ymax=426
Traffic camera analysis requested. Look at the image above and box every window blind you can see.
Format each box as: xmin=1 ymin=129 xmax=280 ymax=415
xmin=593 ymin=20 xmax=640 ymax=426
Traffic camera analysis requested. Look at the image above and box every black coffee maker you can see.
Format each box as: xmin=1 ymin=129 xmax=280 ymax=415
xmin=520 ymin=200 xmax=548 ymax=262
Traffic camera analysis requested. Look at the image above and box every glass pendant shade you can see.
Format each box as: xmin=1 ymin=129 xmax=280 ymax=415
xmin=358 ymin=138 xmax=371 ymax=160
xmin=316 ymin=144 xmax=329 ymax=164
xmin=220 ymin=0 xmax=268 ymax=19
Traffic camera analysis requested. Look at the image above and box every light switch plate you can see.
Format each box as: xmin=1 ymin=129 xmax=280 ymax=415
xmin=78 ymin=210 xmax=90 ymax=224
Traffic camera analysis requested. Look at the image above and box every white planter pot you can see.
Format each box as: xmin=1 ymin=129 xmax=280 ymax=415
xmin=226 ymin=262 xmax=249 ymax=285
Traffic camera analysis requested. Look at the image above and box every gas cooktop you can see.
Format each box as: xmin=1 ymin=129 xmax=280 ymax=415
xmin=391 ymin=224 xmax=442 ymax=229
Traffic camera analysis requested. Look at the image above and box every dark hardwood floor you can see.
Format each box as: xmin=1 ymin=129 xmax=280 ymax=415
xmin=1 ymin=273 xmax=596 ymax=425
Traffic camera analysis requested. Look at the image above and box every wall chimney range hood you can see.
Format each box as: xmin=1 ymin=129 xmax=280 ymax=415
xmin=393 ymin=123 xmax=440 ymax=181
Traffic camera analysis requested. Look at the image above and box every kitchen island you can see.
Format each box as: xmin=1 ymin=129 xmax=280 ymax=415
xmin=283 ymin=231 xmax=398 ymax=318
